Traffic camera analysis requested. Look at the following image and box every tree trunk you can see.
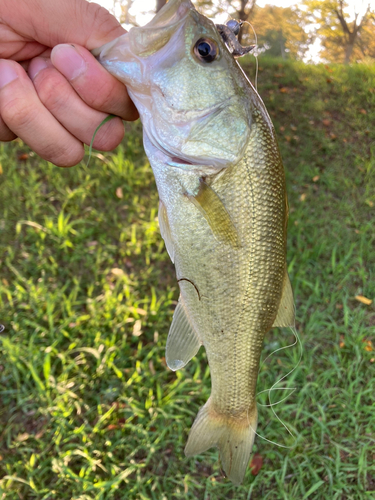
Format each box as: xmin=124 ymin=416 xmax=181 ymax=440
xmin=237 ymin=1 xmax=256 ymax=44
xmin=156 ymin=0 xmax=167 ymax=12
xmin=344 ymin=42 xmax=355 ymax=64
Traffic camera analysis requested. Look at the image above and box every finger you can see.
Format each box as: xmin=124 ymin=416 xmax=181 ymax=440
xmin=0 ymin=115 xmax=17 ymax=142
xmin=29 ymin=57 xmax=125 ymax=151
xmin=0 ymin=59 xmax=84 ymax=166
xmin=51 ymin=44 xmax=138 ymax=121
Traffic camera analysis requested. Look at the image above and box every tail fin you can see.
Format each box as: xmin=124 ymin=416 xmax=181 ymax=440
xmin=184 ymin=399 xmax=257 ymax=485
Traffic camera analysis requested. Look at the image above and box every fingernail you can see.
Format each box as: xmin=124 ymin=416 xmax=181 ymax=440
xmin=0 ymin=60 xmax=18 ymax=88
xmin=51 ymin=44 xmax=87 ymax=81
xmin=28 ymin=57 xmax=52 ymax=81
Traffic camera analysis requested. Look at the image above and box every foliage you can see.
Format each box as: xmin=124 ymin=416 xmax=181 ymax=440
xmin=303 ymin=0 xmax=375 ymax=63
xmin=0 ymin=58 xmax=375 ymax=499
xmin=249 ymin=5 xmax=310 ymax=60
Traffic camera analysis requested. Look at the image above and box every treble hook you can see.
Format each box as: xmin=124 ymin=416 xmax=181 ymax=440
xmin=216 ymin=19 xmax=255 ymax=58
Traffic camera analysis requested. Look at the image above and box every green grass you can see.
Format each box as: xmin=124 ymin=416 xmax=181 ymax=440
xmin=0 ymin=57 xmax=374 ymax=499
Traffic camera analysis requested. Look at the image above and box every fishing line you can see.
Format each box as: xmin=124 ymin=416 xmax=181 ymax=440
xmin=250 ymin=324 xmax=303 ymax=448
xmin=241 ymin=21 xmax=259 ymax=91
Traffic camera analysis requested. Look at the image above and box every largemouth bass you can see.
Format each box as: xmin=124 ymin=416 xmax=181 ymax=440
xmin=93 ymin=0 xmax=294 ymax=485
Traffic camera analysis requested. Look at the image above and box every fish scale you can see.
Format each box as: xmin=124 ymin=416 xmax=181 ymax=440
xmin=93 ymin=0 xmax=295 ymax=485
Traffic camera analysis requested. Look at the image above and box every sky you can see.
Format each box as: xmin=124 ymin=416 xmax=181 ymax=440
xmin=95 ymin=0 xmax=300 ymax=26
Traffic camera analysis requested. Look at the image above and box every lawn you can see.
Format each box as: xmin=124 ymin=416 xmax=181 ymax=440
xmin=0 ymin=57 xmax=374 ymax=499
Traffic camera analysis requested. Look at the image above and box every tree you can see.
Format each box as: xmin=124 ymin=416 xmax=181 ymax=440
xmin=194 ymin=1 xmax=256 ymax=43
xmin=304 ymin=0 xmax=374 ymax=63
xmin=119 ymin=0 xmax=138 ymax=26
xmin=250 ymin=5 xmax=310 ymax=59
xmin=355 ymin=16 xmax=375 ymax=60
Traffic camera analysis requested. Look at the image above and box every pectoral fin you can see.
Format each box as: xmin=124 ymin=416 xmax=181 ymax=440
xmin=166 ymin=298 xmax=201 ymax=371
xmin=188 ymin=179 xmax=240 ymax=249
xmin=158 ymin=200 xmax=174 ymax=263
xmin=272 ymin=272 xmax=295 ymax=328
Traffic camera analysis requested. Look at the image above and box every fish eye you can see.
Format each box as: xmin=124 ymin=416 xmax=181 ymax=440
xmin=193 ymin=38 xmax=218 ymax=63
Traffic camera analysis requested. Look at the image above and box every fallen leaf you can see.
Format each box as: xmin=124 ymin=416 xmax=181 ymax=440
xmin=249 ymin=453 xmax=263 ymax=475
xmin=312 ymin=175 xmax=320 ymax=182
xmin=309 ymin=120 xmax=314 ymax=125
xmin=300 ymin=193 xmax=307 ymax=202
xmin=111 ymin=268 xmax=125 ymax=277
xmin=330 ymin=133 xmax=337 ymax=140
xmin=0 ymin=163 xmax=2 ymax=175
xmin=285 ymin=135 xmax=291 ymax=142
xmin=290 ymin=125 xmax=297 ymax=131
xmin=2 ymin=279 xmax=9 ymax=286
xmin=116 ymin=187 xmax=123 ymax=199
xmin=364 ymin=340 xmax=373 ymax=352
xmin=339 ymin=341 xmax=345 ymax=348
xmin=280 ymin=126 xmax=285 ymax=132
xmin=107 ymin=424 xmax=119 ymax=430
xmin=326 ymin=78 xmax=332 ymax=84
xmin=359 ymin=109 xmax=367 ymax=115
xmin=366 ymin=200 xmax=374 ymax=207
xmin=322 ymin=119 xmax=331 ymax=127
xmin=280 ymin=87 xmax=289 ymax=93
xmin=18 ymin=153 xmax=29 ymax=161
xmin=134 ymin=307 xmax=147 ymax=316
xmin=16 ymin=433 xmax=30 ymax=442
xmin=370 ymin=358 xmax=375 ymax=363
xmin=132 ymin=319 xmax=142 ymax=337
xmin=355 ymin=295 xmax=372 ymax=305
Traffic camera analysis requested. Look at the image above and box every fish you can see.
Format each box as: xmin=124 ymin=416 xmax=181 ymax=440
xmin=92 ymin=0 xmax=294 ymax=485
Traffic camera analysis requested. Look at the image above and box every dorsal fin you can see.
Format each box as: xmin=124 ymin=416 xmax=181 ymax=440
xmin=166 ymin=298 xmax=201 ymax=371
xmin=188 ymin=179 xmax=240 ymax=249
xmin=272 ymin=272 xmax=295 ymax=328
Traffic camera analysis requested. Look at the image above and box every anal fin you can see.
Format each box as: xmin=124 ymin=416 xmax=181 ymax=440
xmin=166 ymin=298 xmax=201 ymax=371
xmin=273 ymin=272 xmax=295 ymax=328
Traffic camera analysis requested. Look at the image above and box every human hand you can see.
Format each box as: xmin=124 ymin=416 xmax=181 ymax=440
xmin=0 ymin=0 xmax=138 ymax=166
